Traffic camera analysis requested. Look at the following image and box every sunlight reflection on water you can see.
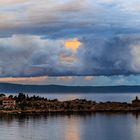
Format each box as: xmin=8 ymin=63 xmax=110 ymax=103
xmin=0 ymin=113 xmax=140 ymax=140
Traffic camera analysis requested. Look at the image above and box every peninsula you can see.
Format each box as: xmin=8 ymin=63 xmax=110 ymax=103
xmin=0 ymin=93 xmax=140 ymax=114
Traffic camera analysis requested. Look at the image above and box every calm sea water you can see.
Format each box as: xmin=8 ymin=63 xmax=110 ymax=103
xmin=6 ymin=92 xmax=140 ymax=102
xmin=0 ymin=113 xmax=140 ymax=140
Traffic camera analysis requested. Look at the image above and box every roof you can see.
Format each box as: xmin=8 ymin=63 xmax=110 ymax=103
xmin=3 ymin=97 xmax=15 ymax=101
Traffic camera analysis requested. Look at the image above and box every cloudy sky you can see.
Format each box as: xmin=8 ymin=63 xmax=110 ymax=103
xmin=0 ymin=0 xmax=140 ymax=85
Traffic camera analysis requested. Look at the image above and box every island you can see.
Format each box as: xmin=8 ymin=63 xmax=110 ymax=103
xmin=0 ymin=93 xmax=140 ymax=114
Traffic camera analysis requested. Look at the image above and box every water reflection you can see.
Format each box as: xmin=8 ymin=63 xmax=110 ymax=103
xmin=64 ymin=115 xmax=80 ymax=140
xmin=0 ymin=113 xmax=140 ymax=140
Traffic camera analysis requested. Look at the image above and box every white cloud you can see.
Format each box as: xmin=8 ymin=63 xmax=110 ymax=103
xmin=0 ymin=0 xmax=90 ymax=29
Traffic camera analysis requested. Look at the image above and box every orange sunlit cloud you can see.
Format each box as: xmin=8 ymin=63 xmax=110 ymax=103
xmin=57 ymin=76 xmax=74 ymax=81
xmin=84 ymin=76 xmax=94 ymax=80
xmin=65 ymin=38 xmax=81 ymax=52
xmin=0 ymin=76 xmax=48 ymax=84
xmin=59 ymin=53 xmax=77 ymax=64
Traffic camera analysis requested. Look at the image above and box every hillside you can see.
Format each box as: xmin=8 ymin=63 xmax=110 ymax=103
xmin=0 ymin=83 xmax=140 ymax=93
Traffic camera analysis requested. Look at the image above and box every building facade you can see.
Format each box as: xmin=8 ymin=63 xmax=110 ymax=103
xmin=2 ymin=98 xmax=16 ymax=109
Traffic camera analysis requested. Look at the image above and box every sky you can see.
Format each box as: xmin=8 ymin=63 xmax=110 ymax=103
xmin=0 ymin=0 xmax=140 ymax=85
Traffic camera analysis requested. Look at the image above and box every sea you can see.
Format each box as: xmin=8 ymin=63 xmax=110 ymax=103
xmin=6 ymin=92 xmax=140 ymax=102
xmin=1 ymin=92 xmax=140 ymax=140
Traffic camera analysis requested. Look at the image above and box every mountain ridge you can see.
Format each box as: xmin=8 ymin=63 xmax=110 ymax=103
xmin=0 ymin=82 xmax=140 ymax=93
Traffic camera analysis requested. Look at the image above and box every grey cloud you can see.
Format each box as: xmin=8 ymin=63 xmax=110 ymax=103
xmin=1 ymin=0 xmax=140 ymax=77
xmin=0 ymin=0 xmax=140 ymax=40
xmin=0 ymin=34 xmax=140 ymax=77
xmin=0 ymin=35 xmax=82 ymax=77
xmin=77 ymin=34 xmax=140 ymax=76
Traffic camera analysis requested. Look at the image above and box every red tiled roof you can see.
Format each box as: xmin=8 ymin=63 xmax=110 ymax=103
xmin=3 ymin=97 xmax=15 ymax=101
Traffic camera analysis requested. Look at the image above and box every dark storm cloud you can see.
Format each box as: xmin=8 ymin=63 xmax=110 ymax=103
xmin=0 ymin=34 xmax=139 ymax=77
xmin=0 ymin=0 xmax=140 ymax=77
xmin=0 ymin=35 xmax=82 ymax=77
xmin=78 ymin=35 xmax=136 ymax=76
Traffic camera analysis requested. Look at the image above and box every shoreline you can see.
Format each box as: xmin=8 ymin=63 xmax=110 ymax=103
xmin=1 ymin=93 xmax=140 ymax=114
xmin=1 ymin=109 xmax=140 ymax=115
xmin=1 ymin=100 xmax=140 ymax=114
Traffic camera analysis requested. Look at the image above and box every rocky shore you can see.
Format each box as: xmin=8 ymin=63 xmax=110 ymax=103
xmin=1 ymin=93 xmax=140 ymax=114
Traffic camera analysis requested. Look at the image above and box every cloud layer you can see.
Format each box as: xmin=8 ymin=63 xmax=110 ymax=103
xmin=0 ymin=35 xmax=81 ymax=77
xmin=0 ymin=0 xmax=140 ymax=77
xmin=0 ymin=34 xmax=139 ymax=77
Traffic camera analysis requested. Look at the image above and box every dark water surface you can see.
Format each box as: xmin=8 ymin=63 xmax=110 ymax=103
xmin=0 ymin=113 xmax=140 ymax=140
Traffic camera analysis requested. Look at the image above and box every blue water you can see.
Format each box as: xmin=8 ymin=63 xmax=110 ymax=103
xmin=0 ymin=113 xmax=140 ymax=140
xmin=6 ymin=92 xmax=140 ymax=102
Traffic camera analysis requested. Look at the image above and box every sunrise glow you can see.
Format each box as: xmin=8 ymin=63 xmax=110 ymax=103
xmin=65 ymin=39 xmax=81 ymax=52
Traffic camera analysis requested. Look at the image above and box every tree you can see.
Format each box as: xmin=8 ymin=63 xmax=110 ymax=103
xmin=0 ymin=94 xmax=5 ymax=97
xmin=8 ymin=95 xmax=13 ymax=99
xmin=17 ymin=93 xmax=26 ymax=102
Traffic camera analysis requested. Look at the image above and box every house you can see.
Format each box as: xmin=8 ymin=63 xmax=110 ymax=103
xmin=2 ymin=97 xmax=16 ymax=109
xmin=132 ymin=96 xmax=140 ymax=106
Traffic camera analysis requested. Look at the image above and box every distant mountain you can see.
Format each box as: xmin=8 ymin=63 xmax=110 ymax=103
xmin=0 ymin=83 xmax=140 ymax=93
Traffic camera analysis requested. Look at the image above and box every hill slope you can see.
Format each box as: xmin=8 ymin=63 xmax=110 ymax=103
xmin=0 ymin=83 xmax=140 ymax=93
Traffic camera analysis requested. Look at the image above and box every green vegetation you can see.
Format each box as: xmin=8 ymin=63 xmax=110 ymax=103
xmin=0 ymin=93 xmax=140 ymax=114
